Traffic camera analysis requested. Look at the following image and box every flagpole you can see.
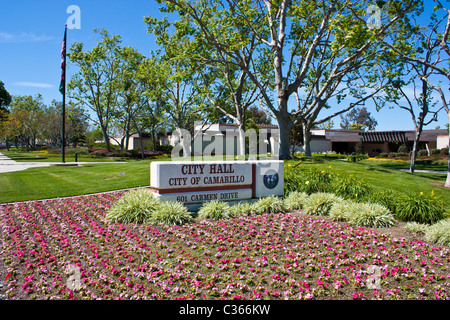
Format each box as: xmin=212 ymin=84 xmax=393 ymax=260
xmin=61 ymin=25 xmax=67 ymax=163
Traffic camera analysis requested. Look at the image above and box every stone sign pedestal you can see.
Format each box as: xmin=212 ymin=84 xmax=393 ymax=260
xmin=150 ymin=160 xmax=284 ymax=211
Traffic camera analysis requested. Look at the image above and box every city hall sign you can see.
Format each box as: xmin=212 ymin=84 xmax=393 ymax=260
xmin=150 ymin=160 xmax=284 ymax=210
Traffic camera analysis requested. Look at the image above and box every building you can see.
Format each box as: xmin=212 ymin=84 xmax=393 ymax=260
xmin=300 ymin=128 xmax=449 ymax=156
xmin=168 ymin=123 xmax=280 ymax=156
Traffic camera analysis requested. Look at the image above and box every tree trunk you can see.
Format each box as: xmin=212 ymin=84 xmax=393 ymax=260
xmin=139 ymin=130 xmax=145 ymax=160
xmin=101 ymin=126 xmax=112 ymax=152
xmin=276 ymin=108 xmax=291 ymax=160
xmin=303 ymin=121 xmax=312 ymax=157
xmin=238 ymin=123 xmax=246 ymax=156
xmin=410 ymin=127 xmax=423 ymax=173
xmin=152 ymin=127 xmax=157 ymax=152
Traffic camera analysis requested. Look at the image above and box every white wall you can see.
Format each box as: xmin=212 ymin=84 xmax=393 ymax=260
xmin=437 ymin=135 xmax=449 ymax=149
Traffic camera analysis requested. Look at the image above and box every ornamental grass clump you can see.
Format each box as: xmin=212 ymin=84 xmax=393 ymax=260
xmin=230 ymin=202 xmax=258 ymax=217
xmin=303 ymin=192 xmax=343 ymax=216
xmin=106 ymin=188 xmax=159 ymax=224
xmin=329 ymin=200 xmax=354 ymax=221
xmin=395 ymin=192 xmax=444 ymax=224
xmin=253 ymin=195 xmax=287 ymax=214
xmin=284 ymin=191 xmax=309 ymax=210
xmin=405 ymin=222 xmax=429 ymax=234
xmin=150 ymin=201 xmax=193 ymax=225
xmin=425 ymin=219 xmax=450 ymax=246
xmin=197 ymin=200 xmax=232 ymax=220
xmin=346 ymin=202 xmax=395 ymax=228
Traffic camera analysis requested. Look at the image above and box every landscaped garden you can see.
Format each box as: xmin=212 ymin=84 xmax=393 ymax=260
xmin=0 ymin=155 xmax=449 ymax=300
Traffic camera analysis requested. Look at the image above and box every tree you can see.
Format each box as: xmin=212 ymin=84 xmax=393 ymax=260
xmin=381 ymin=0 xmax=450 ymax=185
xmin=144 ymin=21 xmax=206 ymax=157
xmin=246 ymin=106 xmax=272 ymax=125
xmin=156 ymin=0 xmax=418 ymax=159
xmin=7 ymin=95 xmax=45 ymax=148
xmin=340 ymin=106 xmax=378 ymax=131
xmin=112 ymin=46 xmax=147 ymax=150
xmin=0 ymin=81 xmax=11 ymax=121
xmin=68 ymin=28 xmax=123 ymax=152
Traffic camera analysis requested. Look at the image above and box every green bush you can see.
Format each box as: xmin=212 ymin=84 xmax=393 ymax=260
xmin=253 ymin=195 xmax=287 ymax=214
xmin=395 ymin=192 xmax=444 ymax=224
xmin=388 ymin=152 xmax=397 ymax=158
xmin=347 ymin=154 xmax=369 ymax=162
xmin=440 ymin=147 xmax=449 ymax=156
xmin=230 ymin=202 xmax=258 ymax=217
xmin=379 ymin=153 xmax=388 ymax=158
xmin=360 ymin=190 xmax=401 ymax=216
xmin=404 ymin=222 xmax=429 ymax=234
xmin=198 ymin=200 xmax=232 ymax=220
xmin=417 ymin=150 xmax=428 ymax=157
xmin=330 ymin=175 xmax=370 ymax=200
xmin=284 ymin=168 xmax=334 ymax=194
xmin=150 ymin=201 xmax=193 ymax=225
xmin=430 ymin=149 xmax=440 ymax=155
xmin=284 ymin=191 xmax=309 ymax=210
xmin=303 ymin=192 xmax=343 ymax=216
xmin=397 ymin=144 xmax=410 ymax=153
xmin=424 ymin=219 xmax=450 ymax=246
xmin=106 ymin=189 xmax=159 ymax=224
xmin=346 ymin=202 xmax=395 ymax=228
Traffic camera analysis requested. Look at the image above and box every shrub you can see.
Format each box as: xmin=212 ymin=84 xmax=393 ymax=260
xmin=397 ymin=144 xmax=410 ymax=153
xmin=417 ymin=150 xmax=428 ymax=157
xmin=404 ymin=222 xmax=429 ymax=234
xmin=330 ymin=175 xmax=370 ymax=200
xmin=253 ymin=195 xmax=287 ymax=214
xmin=395 ymin=192 xmax=444 ymax=224
xmin=388 ymin=152 xmax=397 ymax=158
xmin=303 ymin=192 xmax=343 ymax=216
xmin=424 ymin=219 xmax=450 ymax=246
xmin=284 ymin=191 xmax=309 ymax=210
xmin=106 ymin=189 xmax=159 ymax=224
xmin=440 ymin=147 xmax=449 ymax=156
xmin=197 ymin=200 xmax=232 ymax=220
xmin=230 ymin=202 xmax=258 ymax=217
xmin=346 ymin=203 xmax=395 ymax=228
xmin=150 ymin=201 xmax=193 ymax=225
xmin=379 ymin=153 xmax=388 ymax=158
xmin=360 ymin=190 xmax=401 ymax=216
xmin=430 ymin=149 xmax=440 ymax=155
xmin=284 ymin=168 xmax=334 ymax=194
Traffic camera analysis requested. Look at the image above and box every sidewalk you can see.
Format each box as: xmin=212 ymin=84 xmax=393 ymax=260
xmin=0 ymin=152 xmax=126 ymax=174
xmin=396 ymin=168 xmax=447 ymax=174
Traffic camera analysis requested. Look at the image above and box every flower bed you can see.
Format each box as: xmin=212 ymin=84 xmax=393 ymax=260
xmin=0 ymin=192 xmax=449 ymax=300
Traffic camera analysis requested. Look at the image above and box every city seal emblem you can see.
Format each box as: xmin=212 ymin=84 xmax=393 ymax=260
xmin=263 ymin=170 xmax=279 ymax=189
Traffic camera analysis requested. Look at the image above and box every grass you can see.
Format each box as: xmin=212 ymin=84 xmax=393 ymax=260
xmin=1 ymin=151 xmax=449 ymax=208
xmin=286 ymin=157 xmax=450 ymax=211
xmin=0 ymin=162 xmax=151 ymax=203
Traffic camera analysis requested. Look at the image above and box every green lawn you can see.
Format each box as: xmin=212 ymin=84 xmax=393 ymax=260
xmin=1 ymin=154 xmax=449 ymax=208
xmin=0 ymin=161 xmax=152 ymax=203
xmin=285 ymin=157 xmax=450 ymax=210
xmin=1 ymin=150 xmax=126 ymax=162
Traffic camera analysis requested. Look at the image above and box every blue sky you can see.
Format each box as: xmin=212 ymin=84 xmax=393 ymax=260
xmin=0 ymin=0 xmax=448 ymax=132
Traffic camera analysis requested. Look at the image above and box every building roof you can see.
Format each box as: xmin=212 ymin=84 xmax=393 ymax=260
xmin=360 ymin=131 xmax=407 ymax=143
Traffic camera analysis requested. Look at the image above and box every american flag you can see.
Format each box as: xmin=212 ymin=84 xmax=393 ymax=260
xmin=59 ymin=26 xmax=67 ymax=95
